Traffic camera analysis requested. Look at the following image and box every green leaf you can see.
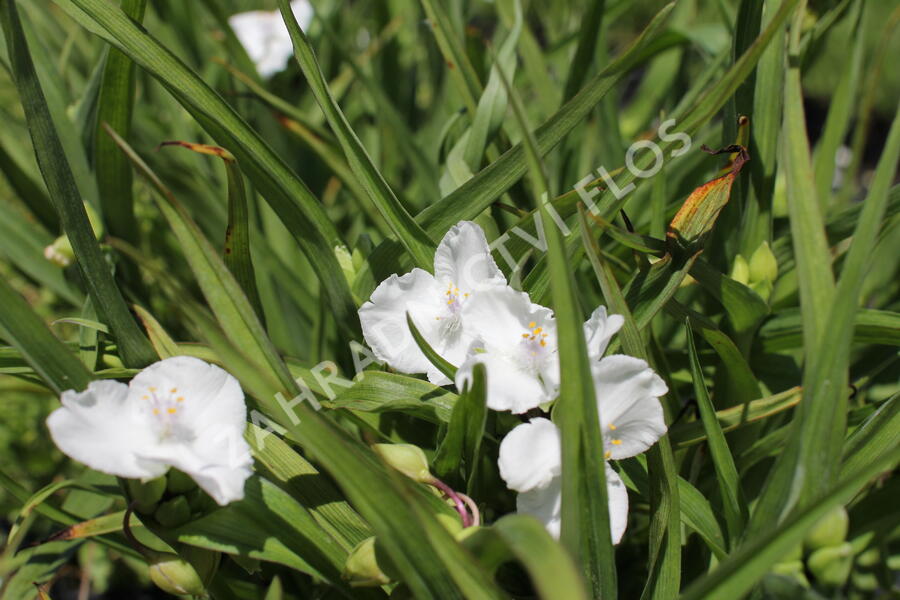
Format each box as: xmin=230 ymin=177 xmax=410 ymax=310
xmin=433 ymin=362 xmax=488 ymax=493
xmin=175 ymin=476 xmax=351 ymax=586
xmin=94 ymin=0 xmax=145 ymax=243
xmin=758 ymin=308 xmax=900 ymax=352
xmin=668 ymin=387 xmax=802 ymax=448
xmin=331 ymin=371 xmax=457 ymax=424
xmin=685 ymin=322 xmax=747 ymax=548
xmin=1 ymin=0 xmax=155 ymax=368
xmin=278 ymin=0 xmax=437 ymax=271
xmin=680 ymin=445 xmax=900 ymax=600
xmin=53 ymin=0 xmax=360 ymax=338
xmin=0 ymin=277 xmax=91 ymax=393
xmin=495 ymin=41 xmax=616 ymax=598
xmin=103 ymin=126 xmax=297 ymax=395
xmin=841 ymin=393 xmax=899 ymax=480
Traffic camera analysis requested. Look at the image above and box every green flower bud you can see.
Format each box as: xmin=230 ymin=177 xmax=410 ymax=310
xmin=770 ymin=561 xmax=810 ymax=588
xmin=154 ymin=495 xmax=192 ymax=528
xmin=749 ymin=241 xmax=778 ymax=284
xmin=166 ymin=469 xmax=196 ymax=495
xmin=731 ymin=254 xmax=750 ymax=285
xmin=127 ymin=477 xmax=167 ymax=515
xmin=149 ymin=553 xmax=207 ymax=597
xmin=804 ymin=506 xmax=848 ymax=551
xmin=750 ymin=279 xmax=774 ymax=302
xmin=855 ymin=546 xmax=880 ymax=568
xmin=851 ymin=570 xmax=878 ymax=592
xmin=783 ymin=543 xmax=803 ymax=562
xmin=435 ymin=511 xmax=463 ymax=536
xmin=372 ymin=444 xmax=433 ymax=483
xmin=807 ymin=542 xmax=853 ymax=589
xmin=343 ymin=537 xmax=392 ymax=587
xmin=43 ymin=203 xmax=104 ymax=267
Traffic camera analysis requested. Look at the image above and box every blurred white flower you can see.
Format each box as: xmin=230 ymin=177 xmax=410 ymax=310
xmin=228 ymin=0 xmax=312 ymax=78
xmin=359 ymin=221 xmax=507 ymax=385
xmin=47 ymin=356 xmax=253 ymax=506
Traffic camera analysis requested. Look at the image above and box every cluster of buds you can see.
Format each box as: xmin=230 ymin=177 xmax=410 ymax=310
xmin=731 ymin=241 xmax=778 ymax=301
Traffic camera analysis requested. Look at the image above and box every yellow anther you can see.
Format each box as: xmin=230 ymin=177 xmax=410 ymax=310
xmin=148 ymin=387 xmax=157 ymax=393
xmin=167 ymin=407 xmax=177 ymax=415
xmin=522 ymin=333 xmax=530 ymax=338
xmin=170 ymin=388 xmax=177 ymax=394
xmin=528 ymin=321 xmax=536 ymax=328
xmin=605 ymin=450 xmax=612 ymax=459
xmin=464 ymin=293 xmax=470 ymax=298
xmin=609 ymin=424 xmax=617 ymax=431
xmin=611 ymin=439 xmax=622 ymax=446
xmin=142 ymin=395 xmax=150 ymax=400
xmin=533 ymin=327 xmax=543 ymax=334
xmin=177 ymin=397 xmax=185 ymax=403
xmin=153 ymin=408 xmax=160 ymax=416
xmin=540 ymin=339 xmax=547 ymax=347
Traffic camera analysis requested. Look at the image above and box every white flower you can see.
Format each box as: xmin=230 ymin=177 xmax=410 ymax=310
xmin=498 ymin=418 xmax=629 ymax=543
xmin=454 ymin=286 xmax=558 ymax=413
xmin=583 ymin=305 xmax=624 ymax=361
xmin=228 ymin=0 xmax=312 ymax=78
xmin=359 ymin=221 xmax=507 ymax=385
xmin=47 ymin=357 xmax=253 ymax=506
xmin=593 ymin=355 xmax=668 ymax=460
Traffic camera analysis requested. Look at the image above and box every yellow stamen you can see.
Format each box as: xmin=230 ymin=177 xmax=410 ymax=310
xmin=153 ymin=408 xmax=160 ymax=416
xmin=142 ymin=395 xmax=150 ymax=400
xmin=170 ymin=388 xmax=177 ymax=394
xmin=605 ymin=450 xmax=612 ymax=459
xmin=609 ymin=424 xmax=617 ymax=431
xmin=611 ymin=439 xmax=622 ymax=446
xmin=540 ymin=339 xmax=546 ymax=347
xmin=167 ymin=407 xmax=177 ymax=415
xmin=528 ymin=321 xmax=536 ymax=328
xmin=177 ymin=397 xmax=185 ymax=403
xmin=533 ymin=327 xmax=543 ymax=334
xmin=148 ymin=387 xmax=157 ymax=393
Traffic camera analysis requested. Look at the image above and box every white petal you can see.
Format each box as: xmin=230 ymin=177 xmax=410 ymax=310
xmin=593 ymin=355 xmax=668 ymax=459
xmin=606 ymin=464 xmax=629 ymax=544
xmin=228 ymin=1 xmax=313 ymax=79
xmin=516 ymin=467 xmax=630 ymax=544
xmin=360 ymin=269 xmax=449 ymax=380
xmin=456 ymin=351 xmax=552 ymax=413
xmin=433 ymin=221 xmax=506 ymax=294
xmin=517 ymin=476 xmax=562 ymax=538
xmin=47 ymin=381 xmax=165 ymax=480
xmin=141 ymin=429 xmax=253 ymax=506
xmin=498 ymin=418 xmax=561 ymax=492
xmin=460 ymin=285 xmax=555 ymax=353
xmin=583 ymin=305 xmax=624 ymax=360
xmin=128 ymin=356 xmax=248 ymax=432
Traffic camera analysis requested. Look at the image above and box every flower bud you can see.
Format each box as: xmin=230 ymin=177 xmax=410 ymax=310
xmin=770 ymin=560 xmax=810 ymax=588
xmin=803 ymin=506 xmax=848 ymax=551
xmin=730 ymin=254 xmax=750 ymax=285
xmin=154 ymin=495 xmax=192 ymax=528
xmin=127 ymin=477 xmax=167 ymax=515
xmin=372 ymin=444 xmax=433 ymax=483
xmin=435 ymin=511 xmax=463 ymax=536
xmin=342 ymin=537 xmax=391 ymax=587
xmin=149 ymin=553 xmax=207 ymax=597
xmin=166 ymin=469 xmax=197 ymax=495
xmin=749 ymin=241 xmax=778 ymax=284
xmin=855 ymin=546 xmax=880 ymax=568
xmin=851 ymin=570 xmax=878 ymax=592
xmin=335 ymin=245 xmax=357 ymax=287
xmin=807 ymin=542 xmax=853 ymax=588
xmin=43 ymin=202 xmax=104 ymax=267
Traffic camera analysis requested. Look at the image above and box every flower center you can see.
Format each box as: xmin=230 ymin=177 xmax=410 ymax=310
xmin=141 ymin=386 xmax=191 ymax=441
xmin=516 ymin=321 xmax=553 ymax=374
xmin=442 ymin=281 xmax=470 ymax=315
xmin=603 ymin=423 xmax=622 ymax=459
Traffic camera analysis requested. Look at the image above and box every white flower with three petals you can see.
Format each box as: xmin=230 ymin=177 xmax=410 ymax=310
xmin=359 ymin=221 xmax=507 ymax=385
xmin=47 ymin=356 xmax=253 ymax=506
xmin=228 ymin=0 xmax=313 ymax=78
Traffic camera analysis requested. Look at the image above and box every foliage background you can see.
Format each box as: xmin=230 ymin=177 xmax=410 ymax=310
xmin=0 ymin=0 xmax=897 ymax=598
